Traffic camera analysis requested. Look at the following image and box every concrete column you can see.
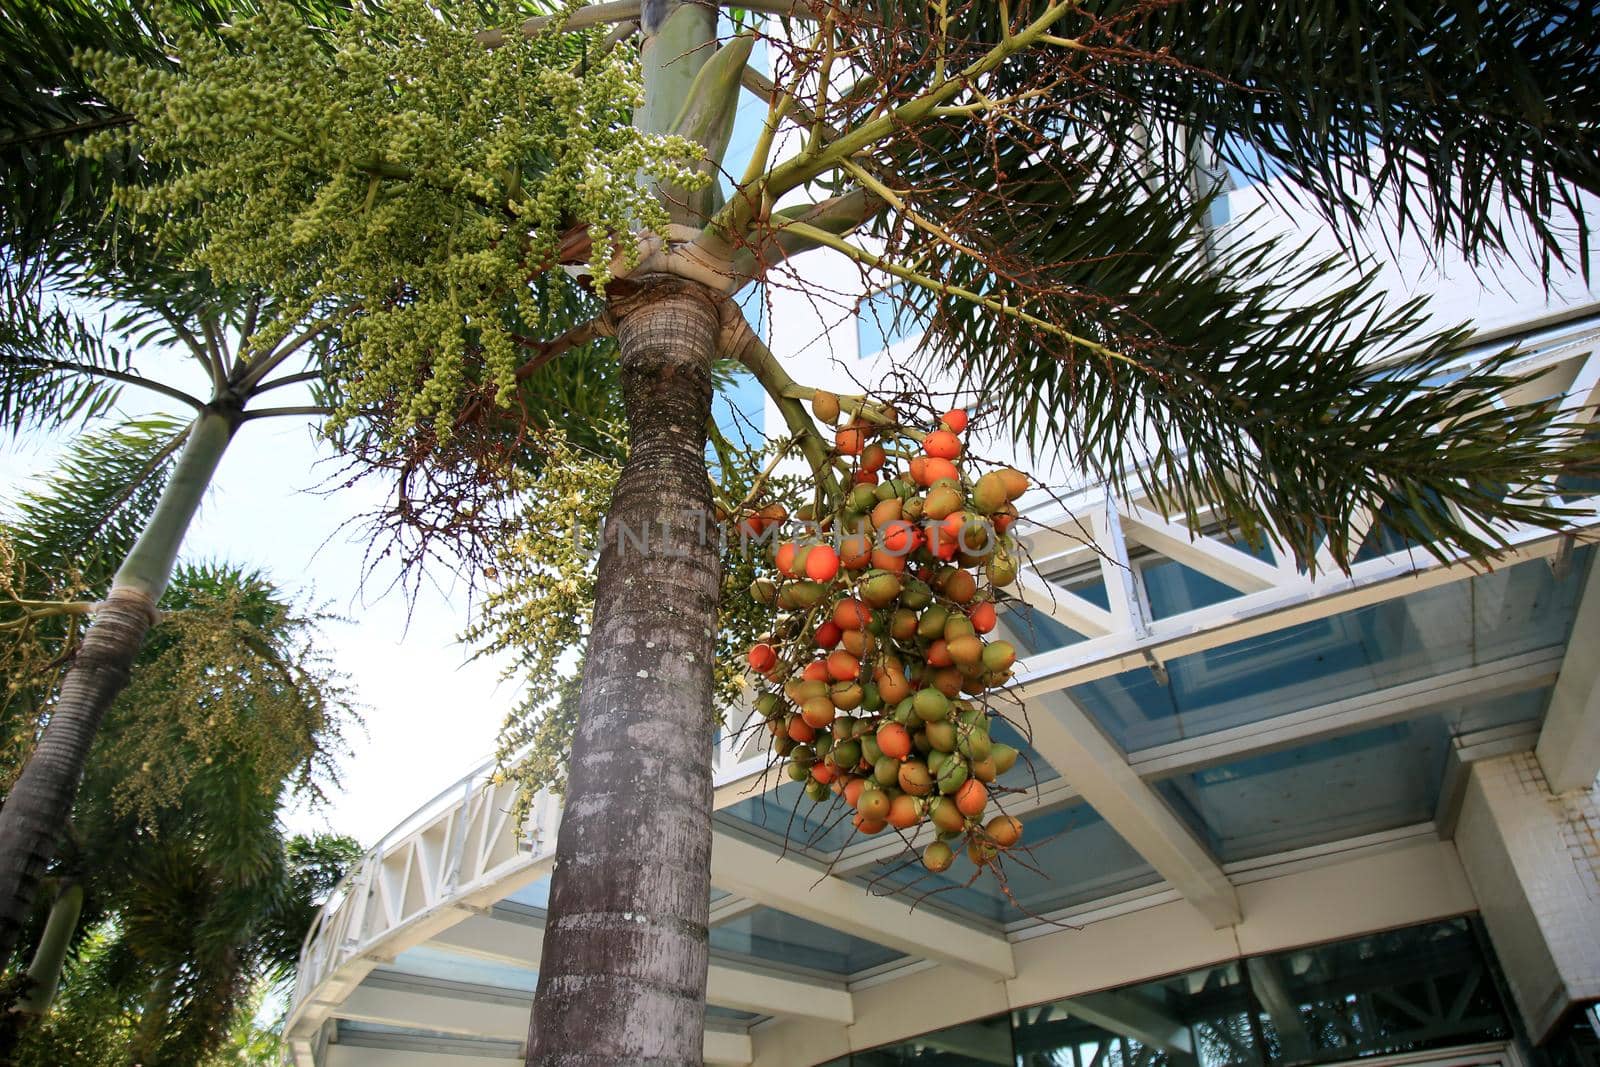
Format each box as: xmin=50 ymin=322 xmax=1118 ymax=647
xmin=1455 ymin=752 xmax=1600 ymax=1042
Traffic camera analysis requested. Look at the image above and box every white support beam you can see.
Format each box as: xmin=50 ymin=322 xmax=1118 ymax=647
xmin=1013 ymin=568 xmax=1118 ymax=637
xmin=1094 ymin=493 xmax=1150 ymax=637
xmin=1028 ymin=690 xmax=1242 ymax=928
xmin=330 ymin=980 xmax=753 ymax=1064
xmin=428 ymin=910 xmax=854 ymax=1024
xmin=324 ymin=1030 xmax=752 ymax=1067
xmin=1121 ymin=504 xmax=1286 ymax=594
xmin=708 ymin=832 xmax=1017 ymax=979
xmin=334 ymin=981 xmax=529 ymax=1041
xmin=1535 ymin=552 xmax=1600 ymax=792
xmin=1069 ymin=990 xmax=1197 ymax=1062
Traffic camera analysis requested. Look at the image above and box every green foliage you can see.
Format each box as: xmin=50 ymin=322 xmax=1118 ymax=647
xmin=849 ymin=42 xmax=1600 ymax=568
xmin=0 ymin=271 xmax=137 ymax=436
xmin=470 ymin=432 xmax=798 ymax=804
xmin=81 ymin=0 xmax=709 ymax=438
xmin=0 ymin=424 xmax=358 ymax=1061
xmin=100 ymin=562 xmax=355 ymax=825
xmin=1075 ymin=0 xmax=1600 ymax=272
xmin=12 ymin=834 xmax=359 ymax=1066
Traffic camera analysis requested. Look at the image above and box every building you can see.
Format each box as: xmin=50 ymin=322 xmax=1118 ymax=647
xmin=283 ymin=71 xmax=1600 ymax=1067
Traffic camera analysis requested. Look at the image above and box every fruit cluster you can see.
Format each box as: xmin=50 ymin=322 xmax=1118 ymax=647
xmin=745 ymin=402 xmax=1032 ymax=874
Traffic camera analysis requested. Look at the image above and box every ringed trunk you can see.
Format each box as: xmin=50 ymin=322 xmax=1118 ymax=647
xmin=0 ymin=406 xmax=238 ymax=963
xmin=525 ymin=277 xmax=723 ymax=1066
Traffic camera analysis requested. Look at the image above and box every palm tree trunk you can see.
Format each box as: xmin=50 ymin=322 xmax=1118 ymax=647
xmin=525 ymin=277 xmax=723 ymax=1066
xmin=0 ymin=406 xmax=238 ymax=963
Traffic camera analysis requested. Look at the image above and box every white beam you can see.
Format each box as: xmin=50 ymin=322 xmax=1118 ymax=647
xmin=1013 ymin=568 xmax=1118 ymax=637
xmin=1028 ymin=690 xmax=1242 ymax=928
xmin=324 ymin=1030 xmax=752 ymax=1067
xmin=709 ymin=832 xmax=1017 ymax=979
xmin=334 ymin=981 xmax=528 ymax=1041
xmin=427 ymin=910 xmax=855 ymax=1024
xmin=327 ymin=1048 xmax=515 ymax=1067
xmin=329 ymin=981 xmax=752 ymax=1064
xmin=1121 ymin=503 xmax=1285 ymax=594
xmin=1535 ymin=552 xmax=1600 ymax=792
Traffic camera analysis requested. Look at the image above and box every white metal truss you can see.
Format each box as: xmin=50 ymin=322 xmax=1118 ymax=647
xmin=288 ymin=319 xmax=1600 ymax=1064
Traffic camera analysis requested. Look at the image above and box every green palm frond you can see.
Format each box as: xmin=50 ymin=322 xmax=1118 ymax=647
xmin=1070 ymin=0 xmax=1599 ymax=270
xmin=0 ymin=0 xmax=356 ymax=276
xmin=2 ymin=415 xmax=189 ymax=589
xmin=888 ymin=133 xmax=1598 ymax=569
xmin=0 ymin=269 xmax=145 ymax=436
xmin=843 ymin=0 xmax=1597 ymax=270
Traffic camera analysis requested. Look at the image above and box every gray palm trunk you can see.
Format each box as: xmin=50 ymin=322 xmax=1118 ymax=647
xmin=524 ymin=279 xmax=724 ymax=1065
xmin=0 ymin=405 xmax=240 ymax=962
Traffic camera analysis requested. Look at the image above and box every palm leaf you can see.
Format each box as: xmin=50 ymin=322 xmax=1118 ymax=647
xmin=886 ymin=132 xmax=1599 ymax=568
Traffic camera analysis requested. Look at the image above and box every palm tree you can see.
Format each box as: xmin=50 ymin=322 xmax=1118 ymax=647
xmin=30 ymin=0 xmax=1600 ymax=1062
xmin=2 ymin=415 xmax=360 ymax=1049
xmin=1 ymin=421 xmax=359 ymax=1061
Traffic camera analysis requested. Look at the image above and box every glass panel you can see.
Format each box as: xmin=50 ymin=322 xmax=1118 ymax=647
xmin=1074 ymin=551 xmax=1589 ymax=750
xmin=1004 ymin=573 xmax=1108 ymax=655
xmin=381 ymin=945 xmax=539 ymax=992
xmin=506 ymin=876 xmax=551 ymax=909
xmin=1154 ymin=689 xmax=1552 ymax=863
xmin=1010 ymin=918 xmax=1511 ymax=1067
xmin=1141 ymin=559 xmax=1244 ymax=619
xmin=708 ymin=904 xmax=906 ymax=975
xmin=852 ymin=802 xmax=1159 ymax=923
xmin=1152 ymin=717 xmax=1452 ymax=862
xmin=717 ymin=724 xmax=1057 ymax=862
xmin=1013 ymin=959 xmax=1266 ymax=1067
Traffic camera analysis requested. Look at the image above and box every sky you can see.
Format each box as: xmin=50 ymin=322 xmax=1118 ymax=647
xmin=2 ymin=346 xmax=525 ymax=847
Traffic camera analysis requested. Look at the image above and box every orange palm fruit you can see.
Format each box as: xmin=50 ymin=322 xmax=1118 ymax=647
xmin=923 ymin=430 xmax=962 ymax=460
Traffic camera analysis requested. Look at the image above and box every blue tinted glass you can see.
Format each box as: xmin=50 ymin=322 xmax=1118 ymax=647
xmin=1154 ymin=716 xmax=1453 ymax=862
xmin=718 ymin=780 xmax=860 ymax=857
xmin=853 ymin=802 xmax=1158 ymax=922
xmin=1075 ymin=551 xmax=1589 ymax=750
xmin=718 ymin=721 xmax=1056 ymax=861
xmin=1003 ymin=574 xmax=1109 ymax=655
xmin=1004 ymin=601 xmax=1087 ymax=655
xmin=1141 ymin=558 xmax=1243 ymax=618
xmin=709 ymin=366 xmax=766 ymax=465
xmin=384 ymin=945 xmax=539 ymax=992
xmin=505 ymin=876 xmax=551 ymax=909
xmin=709 ymin=904 xmax=905 ymax=975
